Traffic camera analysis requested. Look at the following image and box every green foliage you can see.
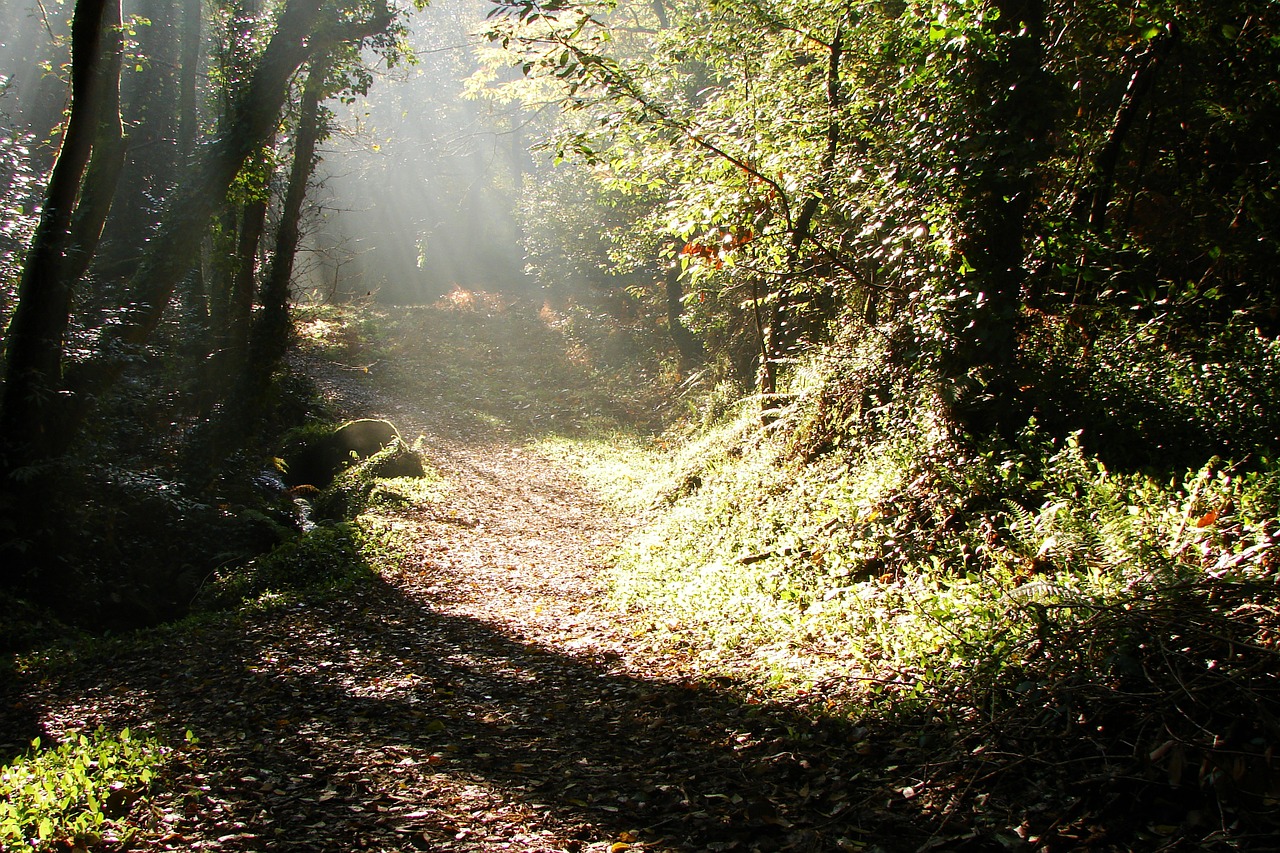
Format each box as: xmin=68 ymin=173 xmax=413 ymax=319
xmin=198 ymin=523 xmax=374 ymax=609
xmin=199 ymin=430 xmax=441 ymax=609
xmin=482 ymin=0 xmax=1280 ymax=451
xmin=1026 ymin=317 xmax=1280 ymax=469
xmin=0 ymin=727 xmax=171 ymax=851
xmin=0 ymin=121 xmax=39 ymax=321
xmin=530 ymin=431 xmax=675 ymax=514
xmin=311 ymin=441 xmax=431 ymax=520
xmin=596 ymin=360 xmax=1280 ymax=726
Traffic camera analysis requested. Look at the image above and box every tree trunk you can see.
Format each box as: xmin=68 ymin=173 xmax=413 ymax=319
xmin=247 ymin=53 xmax=332 ymax=394
xmin=1073 ymin=26 xmax=1177 ymax=235
xmin=760 ymin=19 xmax=844 ymax=403
xmin=59 ymin=0 xmax=329 ymax=442
xmin=178 ymin=0 xmax=202 ymax=160
xmin=227 ymin=195 xmax=270 ymax=376
xmin=65 ymin=0 xmax=126 ymax=285
xmin=946 ymin=0 xmax=1055 ymax=436
xmin=0 ymin=0 xmax=118 ymax=468
xmin=188 ymin=54 xmax=333 ymax=484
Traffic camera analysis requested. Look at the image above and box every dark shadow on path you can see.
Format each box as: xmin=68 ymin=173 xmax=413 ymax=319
xmin=1 ymin=573 xmax=937 ymax=852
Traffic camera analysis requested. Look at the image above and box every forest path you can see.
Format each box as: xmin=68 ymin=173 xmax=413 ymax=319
xmin=6 ymin=296 xmax=923 ymax=852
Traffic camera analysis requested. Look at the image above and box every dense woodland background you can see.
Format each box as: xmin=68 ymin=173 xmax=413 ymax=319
xmin=1 ymin=0 xmax=1279 ymax=848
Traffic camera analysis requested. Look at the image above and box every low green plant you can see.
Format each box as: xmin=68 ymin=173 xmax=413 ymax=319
xmin=292 ymin=302 xmax=385 ymax=365
xmin=312 ymin=442 xmax=433 ymax=520
xmin=349 ymin=513 xmax=418 ymax=574
xmin=598 ymin=349 xmax=1280 ymax=722
xmin=0 ymin=727 xmax=172 ymax=850
xmin=530 ymin=432 xmax=674 ymax=514
xmin=198 ymin=523 xmax=372 ymax=609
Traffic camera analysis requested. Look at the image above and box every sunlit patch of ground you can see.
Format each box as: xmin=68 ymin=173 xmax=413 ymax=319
xmin=346 ymin=292 xmax=677 ymax=439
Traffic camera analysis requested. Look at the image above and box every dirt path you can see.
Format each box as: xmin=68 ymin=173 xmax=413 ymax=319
xmin=2 ymin=305 xmax=928 ymax=852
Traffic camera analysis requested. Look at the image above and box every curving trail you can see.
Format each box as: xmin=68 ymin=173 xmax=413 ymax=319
xmin=1 ymin=300 xmax=926 ymax=852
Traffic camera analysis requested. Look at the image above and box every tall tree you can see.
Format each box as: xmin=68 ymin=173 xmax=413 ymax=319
xmin=2 ymin=0 xmax=402 ymax=476
xmin=943 ymin=0 xmax=1056 ymax=435
xmin=0 ymin=0 xmax=122 ymax=466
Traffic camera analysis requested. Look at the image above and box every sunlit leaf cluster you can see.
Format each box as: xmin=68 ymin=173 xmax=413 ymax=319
xmin=0 ymin=727 xmax=172 ymax=851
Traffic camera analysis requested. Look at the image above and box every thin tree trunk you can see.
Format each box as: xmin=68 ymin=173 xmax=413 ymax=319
xmin=188 ymin=54 xmax=333 ymax=484
xmin=1071 ymin=26 xmax=1176 ymax=236
xmin=664 ymin=250 xmax=703 ymax=374
xmin=178 ymin=0 xmax=202 ymax=160
xmin=176 ymin=0 xmax=211 ymax=387
xmin=228 ymin=195 xmax=270 ymax=375
xmin=248 ymin=53 xmax=332 ymax=390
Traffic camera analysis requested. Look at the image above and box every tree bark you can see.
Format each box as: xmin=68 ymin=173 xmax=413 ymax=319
xmin=947 ymin=0 xmax=1055 ymax=436
xmin=65 ymin=0 xmax=126 ymax=285
xmin=0 ymin=0 xmax=117 ymax=467
xmin=228 ymin=195 xmax=270 ymax=375
xmin=664 ymin=251 xmax=703 ymax=374
xmin=1073 ymin=26 xmax=1177 ymax=235
xmin=178 ymin=0 xmax=202 ymax=160
xmin=60 ymin=0 xmax=330 ymax=438
xmin=248 ymin=53 xmax=333 ymax=392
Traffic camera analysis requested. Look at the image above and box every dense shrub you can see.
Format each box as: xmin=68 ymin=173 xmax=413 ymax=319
xmin=196 ymin=522 xmax=372 ymax=610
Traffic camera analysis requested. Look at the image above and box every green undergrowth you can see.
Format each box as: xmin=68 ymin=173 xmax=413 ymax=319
xmin=199 ymin=481 xmax=438 ymax=611
xmin=603 ymin=380 xmax=1279 ymax=706
xmin=312 ymin=445 xmax=443 ymax=521
xmin=0 ymin=727 xmax=179 ymax=851
xmin=1 ymin=469 xmax=432 ymax=847
xmin=563 ymin=345 xmax=1280 ymax=829
xmin=201 ymin=441 xmax=443 ymax=610
xmin=530 ymin=431 xmax=674 ymax=514
xmin=197 ymin=522 xmax=376 ymax=610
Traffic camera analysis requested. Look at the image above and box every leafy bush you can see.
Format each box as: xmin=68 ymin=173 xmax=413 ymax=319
xmin=1023 ymin=316 xmax=1280 ymax=471
xmin=0 ymin=727 xmax=172 ymax=850
xmin=292 ymin=302 xmax=386 ymax=366
xmin=198 ymin=523 xmax=372 ymax=609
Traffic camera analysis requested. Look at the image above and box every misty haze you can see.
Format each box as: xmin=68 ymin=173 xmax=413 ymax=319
xmin=307 ymin=0 xmax=532 ymax=303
